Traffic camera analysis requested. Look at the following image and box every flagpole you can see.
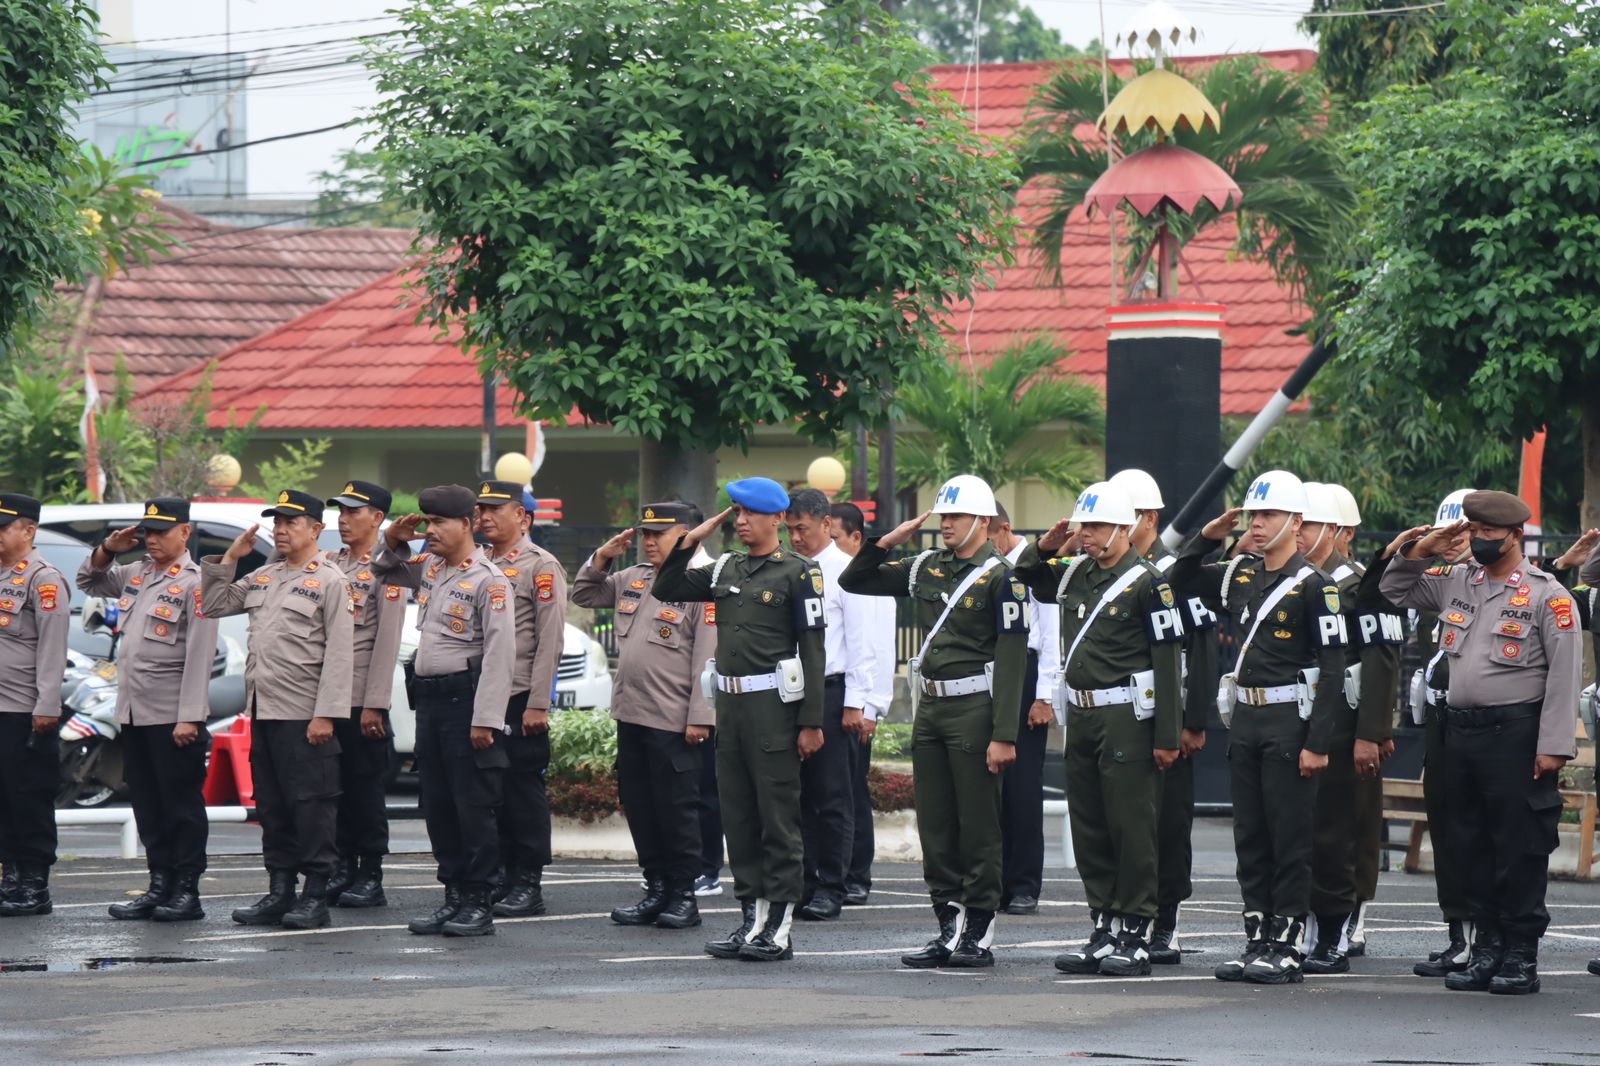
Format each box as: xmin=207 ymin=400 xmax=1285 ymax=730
xmin=70 ymin=274 xmax=105 ymax=503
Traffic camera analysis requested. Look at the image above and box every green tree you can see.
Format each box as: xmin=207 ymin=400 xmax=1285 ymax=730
xmin=886 ymin=0 xmax=1080 ymax=64
xmin=1339 ymin=0 xmax=1600 ymax=529
xmin=311 ymin=147 xmax=418 ymax=230
xmin=895 ymin=332 xmax=1103 ymax=493
xmin=1022 ymin=56 xmax=1356 ymax=311
xmin=1301 ymin=0 xmax=1457 ymax=108
xmin=366 ymin=0 xmax=1017 ymax=506
xmin=239 ymin=438 xmax=334 ymax=501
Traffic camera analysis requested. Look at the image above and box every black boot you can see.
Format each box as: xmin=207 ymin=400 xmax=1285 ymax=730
xmin=1303 ymin=913 xmax=1351 ymax=975
xmin=491 ymin=865 xmax=514 ymax=905
xmin=1344 ymin=902 xmax=1368 ymax=957
xmin=612 ymin=877 xmax=667 ymax=926
xmin=408 ymin=884 xmax=462 ymax=935
xmin=1099 ymin=916 xmax=1153 ymax=977
xmin=706 ymin=899 xmax=761 ymax=959
xmin=1056 ymin=909 xmax=1117 ymax=974
xmin=1488 ymin=935 xmax=1541 ymax=996
xmin=0 ymin=863 xmax=52 ymax=917
xmin=902 ymin=902 xmax=965 ymax=969
xmin=108 ymin=869 xmax=174 ymax=921
xmin=442 ymin=886 xmax=496 ymax=937
xmin=1415 ymin=920 xmax=1473 ymax=978
xmin=281 ymin=874 xmax=332 ymax=929
xmin=0 ymin=863 xmax=17 ymax=906
xmin=337 ymin=854 xmax=387 ymax=908
xmin=947 ymin=908 xmax=997 ymax=968
xmin=326 ymin=855 xmax=356 ymax=905
xmin=1445 ymin=925 xmax=1505 ymax=992
xmin=1244 ymin=915 xmax=1306 ymax=985
xmin=493 ymin=867 xmax=546 ymax=917
xmin=798 ymin=892 xmax=841 ymax=921
xmin=1149 ymin=902 xmax=1182 ymax=965
xmin=152 ymin=871 xmax=205 ymax=922
xmin=654 ymin=883 xmax=701 ymax=929
xmin=738 ymin=901 xmax=796 ymax=962
xmin=1215 ymin=911 xmax=1270 ymax=982
xmin=232 ymin=870 xmax=297 ymax=925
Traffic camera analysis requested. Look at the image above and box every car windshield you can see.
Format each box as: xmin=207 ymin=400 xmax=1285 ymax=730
xmin=35 ymin=534 xmax=92 ymax=597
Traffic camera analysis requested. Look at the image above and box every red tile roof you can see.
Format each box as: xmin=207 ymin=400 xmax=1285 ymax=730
xmin=70 ymin=205 xmax=412 ymax=394
xmin=145 ymin=52 xmax=1319 ymax=428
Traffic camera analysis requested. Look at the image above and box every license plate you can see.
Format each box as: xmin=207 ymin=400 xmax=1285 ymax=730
xmin=554 ymin=690 xmax=577 ymax=709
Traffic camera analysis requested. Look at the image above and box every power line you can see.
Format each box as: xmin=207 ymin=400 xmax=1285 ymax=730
xmin=89 ymin=51 xmax=420 ymax=98
xmin=105 ymin=30 xmax=401 ymax=72
xmin=109 ymin=15 xmax=403 ymax=48
xmin=1302 ymin=2 xmax=1445 ymax=16
xmin=132 ymin=120 xmax=360 ymax=165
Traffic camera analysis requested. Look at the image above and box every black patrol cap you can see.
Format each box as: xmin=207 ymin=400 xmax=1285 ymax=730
xmin=419 ymin=484 xmax=477 ymax=520
xmin=137 ymin=497 xmax=190 ymax=529
xmin=261 ymin=489 xmax=322 ymax=519
xmin=327 ymin=479 xmax=392 ymax=514
xmin=1462 ymin=490 xmax=1532 ymax=528
xmin=476 ymin=480 xmax=526 ymax=507
xmin=0 ymin=493 xmax=41 ymax=527
xmin=636 ymin=501 xmax=700 ymax=530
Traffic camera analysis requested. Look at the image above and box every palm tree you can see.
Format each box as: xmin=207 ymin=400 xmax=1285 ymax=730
xmin=896 ymin=331 xmax=1104 ymax=494
xmin=1020 ymin=56 xmax=1355 ymax=307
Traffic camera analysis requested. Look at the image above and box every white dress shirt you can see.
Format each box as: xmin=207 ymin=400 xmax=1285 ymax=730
xmin=815 ymin=541 xmax=896 ymax=720
xmin=1004 ymin=536 xmax=1061 ymax=718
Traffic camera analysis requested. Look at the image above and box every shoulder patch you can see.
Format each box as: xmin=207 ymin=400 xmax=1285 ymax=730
xmin=810 ymin=566 xmax=824 ymax=597
xmin=489 ymin=584 xmax=508 ymax=613
xmin=1549 ymin=595 xmax=1576 ymax=631
xmin=703 ymin=602 xmax=716 ymax=626
xmin=1424 ymin=564 xmax=1452 ymax=576
xmin=535 ymin=571 xmax=556 ymax=601
xmin=1323 ymin=585 xmax=1341 ymax=615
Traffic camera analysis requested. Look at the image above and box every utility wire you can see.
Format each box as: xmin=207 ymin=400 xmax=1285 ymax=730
xmin=109 ymin=15 xmax=403 ymax=48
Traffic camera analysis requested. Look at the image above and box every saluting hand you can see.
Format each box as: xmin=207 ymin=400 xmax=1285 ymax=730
xmin=1201 ymin=507 xmax=1244 ymax=542
xmin=1405 ymin=521 xmax=1467 ymax=561
xmin=1383 ymin=525 xmax=1433 ymax=561
xmin=1037 ymin=517 xmax=1077 ymax=556
xmin=681 ymin=507 xmax=733 ymax=549
xmin=222 ymin=524 xmax=259 ymax=564
xmin=102 ymin=525 xmax=141 ymax=555
xmin=596 ymin=528 xmax=635 ymax=564
xmin=878 ymin=510 xmax=932 ymax=550
xmin=1554 ymin=528 xmax=1600 ymax=570
xmin=385 ymin=514 xmax=425 ymax=550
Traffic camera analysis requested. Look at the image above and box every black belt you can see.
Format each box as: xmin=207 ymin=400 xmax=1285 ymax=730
xmin=824 ymin=673 xmax=845 ymax=683
xmin=413 ymin=669 xmax=476 ymax=699
xmin=1444 ymin=702 xmax=1540 ymax=727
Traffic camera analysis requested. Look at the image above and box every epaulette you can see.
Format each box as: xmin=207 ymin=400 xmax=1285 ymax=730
xmin=1423 ymin=564 xmax=1453 ymax=576
xmin=1054 ymin=554 xmax=1090 ymax=602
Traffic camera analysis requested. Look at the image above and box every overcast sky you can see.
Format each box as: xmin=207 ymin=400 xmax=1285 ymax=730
xmin=104 ymin=0 xmax=1315 ymax=198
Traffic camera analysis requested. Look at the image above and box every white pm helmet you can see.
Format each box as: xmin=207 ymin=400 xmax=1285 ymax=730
xmin=1300 ymin=482 xmax=1343 ymax=526
xmin=1328 ymin=483 xmax=1361 ymax=529
xmin=1108 ymin=468 xmax=1165 ymax=511
xmin=931 ymin=474 xmax=998 ymax=517
xmin=1241 ymin=470 xmax=1308 ymax=514
xmin=1070 ymin=482 xmax=1137 ymax=526
xmin=1433 ymin=488 xmax=1476 ymax=528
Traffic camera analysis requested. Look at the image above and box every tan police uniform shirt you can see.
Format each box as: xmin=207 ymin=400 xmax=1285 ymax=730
xmin=0 ymin=551 xmax=70 ymax=717
xmin=1381 ymin=554 xmax=1581 ymax=758
xmin=572 ymin=548 xmax=716 ymax=731
xmin=76 ymin=551 xmax=218 ymax=724
xmin=371 ymin=544 xmax=515 ymax=730
xmin=201 ymin=555 xmax=355 ymax=721
xmin=329 ymin=545 xmax=407 ymax=711
xmin=487 ymin=536 xmax=567 ymax=708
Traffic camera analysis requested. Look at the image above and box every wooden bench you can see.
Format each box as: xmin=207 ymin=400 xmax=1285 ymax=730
xmin=1381 ymin=776 xmax=1599 ymax=879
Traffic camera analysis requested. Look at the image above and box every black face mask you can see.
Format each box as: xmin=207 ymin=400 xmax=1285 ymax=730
xmin=1470 ymin=535 xmax=1509 ymax=566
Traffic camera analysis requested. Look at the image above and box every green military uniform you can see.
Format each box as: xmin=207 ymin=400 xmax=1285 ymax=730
xmin=840 ymin=539 xmax=1028 ymax=928
xmin=1012 ymin=543 xmax=1184 ymax=973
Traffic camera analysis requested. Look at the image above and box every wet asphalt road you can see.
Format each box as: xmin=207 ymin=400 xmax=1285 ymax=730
xmin=5 ymin=816 xmax=1600 ymax=1065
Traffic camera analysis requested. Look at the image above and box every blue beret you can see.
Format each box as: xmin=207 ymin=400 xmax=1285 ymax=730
xmin=726 ymin=477 xmax=790 ymax=515
xmin=522 ymin=490 xmax=538 ymax=513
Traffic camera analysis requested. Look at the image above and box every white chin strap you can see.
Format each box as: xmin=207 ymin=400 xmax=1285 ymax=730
xmin=1259 ymin=513 xmax=1295 ymax=552
xmin=952 ymin=516 xmax=983 ymax=553
xmin=1089 ymin=525 xmax=1129 ymax=556
xmin=1306 ymin=524 xmax=1328 ymax=558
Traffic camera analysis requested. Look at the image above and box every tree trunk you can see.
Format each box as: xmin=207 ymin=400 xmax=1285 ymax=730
xmin=1584 ymin=390 xmax=1600 ymax=531
xmin=876 ymin=422 xmax=897 ymax=534
xmin=638 ymin=437 xmax=718 ymax=515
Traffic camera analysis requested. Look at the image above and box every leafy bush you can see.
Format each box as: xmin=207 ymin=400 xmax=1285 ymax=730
xmin=868 ymin=766 xmax=915 ymax=812
xmin=549 ymin=708 xmax=619 ymax=775
xmin=548 ymin=767 xmax=621 ymax=824
xmin=874 ymin=722 xmax=914 ymax=759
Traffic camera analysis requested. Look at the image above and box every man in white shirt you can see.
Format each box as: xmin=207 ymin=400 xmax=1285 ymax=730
xmin=990 ymin=501 xmax=1061 ymax=915
xmin=786 ymin=489 xmax=882 ymax=920
xmin=831 ymin=502 xmax=898 ymax=905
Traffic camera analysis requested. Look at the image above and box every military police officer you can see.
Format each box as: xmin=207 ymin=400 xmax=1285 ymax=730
xmin=840 ymin=474 xmax=1029 ymax=970
xmin=77 ymin=498 xmax=219 ymax=921
xmin=1381 ymin=490 xmax=1582 ymax=995
xmin=203 ymin=490 xmax=355 ymax=930
xmin=573 ymin=502 xmax=716 ymax=929
xmin=476 ymin=479 xmax=568 ymax=918
xmin=1014 ymin=482 xmax=1185 ymax=977
xmin=1170 ymin=471 xmax=1347 ymax=985
xmin=0 ymin=493 xmax=70 ymax=917
xmin=653 ymin=478 xmax=826 ymax=962
xmin=323 ymin=480 xmax=406 ymax=908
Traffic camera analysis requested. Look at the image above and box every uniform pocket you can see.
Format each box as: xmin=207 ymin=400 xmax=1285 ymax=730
xmin=1527 ymin=784 xmax=1564 ymax=855
xmin=1491 ymin=635 xmax=1531 ymax=668
xmin=145 ymin=614 xmax=180 ymax=644
xmin=1438 ymin=612 xmax=1472 ymax=657
xmin=282 ymin=594 xmax=319 ymax=618
xmin=473 ymin=743 xmax=510 ymax=771
xmin=293 ymin=745 xmax=341 ymax=801
xmin=669 ymin=746 xmax=701 ymax=774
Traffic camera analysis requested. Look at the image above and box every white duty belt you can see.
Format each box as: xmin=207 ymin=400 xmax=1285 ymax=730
xmin=919 ymin=673 xmax=989 ymax=698
xmin=1062 ymin=684 xmax=1133 ymax=708
xmin=1235 ymin=684 xmax=1300 ymax=707
xmin=716 ymin=671 xmax=779 ymax=695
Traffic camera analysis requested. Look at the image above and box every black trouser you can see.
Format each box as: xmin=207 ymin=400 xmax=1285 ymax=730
xmin=415 ymin=676 xmax=505 ymax=890
xmin=1309 ymin=742 xmax=1359 ymax=917
xmin=801 ymin=676 xmax=854 ymax=905
xmin=0 ymin=714 xmax=58 ymax=868
xmin=1001 ymin=651 xmax=1046 ymax=902
xmin=1424 ymin=704 xmax=1470 ymax=920
xmin=331 ymin=707 xmax=391 ymax=858
xmin=698 ymin=727 xmax=725 ymax=879
xmin=1229 ymin=703 xmax=1318 ymax=918
xmin=616 ymin=721 xmax=703 ymax=887
xmin=251 ymin=716 xmax=340 ymax=878
xmin=1445 ymin=706 xmax=1560 ymax=939
xmin=1156 ymin=746 xmax=1195 ymax=910
xmin=845 ymin=715 xmax=875 ymax=894
xmin=496 ymin=691 xmax=551 ymax=873
xmin=123 ymin=721 xmax=209 ymax=875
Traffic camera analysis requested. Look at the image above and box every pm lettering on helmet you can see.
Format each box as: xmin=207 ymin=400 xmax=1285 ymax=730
xmin=1250 ymin=480 xmax=1271 ymax=501
xmin=1077 ymin=491 xmax=1098 ymax=514
xmin=937 ymin=483 xmax=961 ymax=507
xmin=1439 ymin=502 xmax=1463 ymax=522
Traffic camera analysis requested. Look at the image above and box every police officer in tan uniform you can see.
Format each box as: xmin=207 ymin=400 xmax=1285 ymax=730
xmin=0 ymin=493 xmax=70 ymax=918
xmin=1382 ymin=490 xmax=1582 ymax=995
xmin=203 ymin=489 xmax=355 ymax=930
xmin=476 ymin=479 xmax=567 ymax=918
xmin=574 ymin=501 xmax=716 ymax=929
xmin=78 ymin=498 xmax=219 ymax=921
xmin=373 ymin=485 xmax=516 ymax=937
xmin=323 ymin=480 xmax=406 ymax=909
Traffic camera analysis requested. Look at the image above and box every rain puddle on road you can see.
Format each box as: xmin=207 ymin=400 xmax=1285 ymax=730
xmin=0 ymin=956 xmax=214 ymax=974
